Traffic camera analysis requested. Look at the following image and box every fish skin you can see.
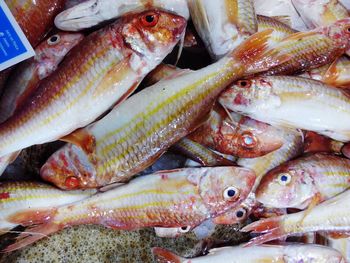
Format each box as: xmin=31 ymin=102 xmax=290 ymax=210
xmin=3 ymin=167 xmax=256 ymax=251
xmin=0 ymin=181 xmax=96 ymax=234
xmin=292 ymin=0 xmax=349 ymax=29
xmin=257 ymin=18 xmax=350 ymax=76
xmin=303 ymin=131 xmax=344 ymax=154
xmin=323 ymin=56 xmax=350 ymax=88
xmin=152 ymin=244 xmax=345 ymax=263
xmin=40 ymin=30 xmax=290 ymax=189
xmin=55 ymin=0 xmax=190 ymax=31
xmin=219 ymin=76 xmax=350 ymax=142
xmin=242 ymin=189 xmax=350 ymax=246
xmin=0 ymin=32 xmax=84 ymax=124
xmin=256 ymin=153 xmax=350 ymax=209
xmin=188 ymin=104 xmax=285 ymax=158
xmin=0 ymin=10 xmax=186 ymax=158
xmin=4 ymin=0 xmax=66 ymax=47
xmin=188 ymin=0 xmax=257 ymax=59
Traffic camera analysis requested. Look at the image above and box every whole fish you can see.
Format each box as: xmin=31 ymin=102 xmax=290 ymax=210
xmin=171 ymin=138 xmax=235 ymax=167
xmin=0 ymin=181 xmax=96 ymax=234
xmin=242 ymin=189 xmax=350 ymax=246
xmin=55 ymin=0 xmax=190 ymax=31
xmin=188 ymin=0 xmax=257 ymax=59
xmin=237 ymin=128 xmax=303 ymax=188
xmin=3 ymin=167 xmax=255 ymax=251
xmin=188 ymin=104 xmax=285 ymax=158
xmin=40 ymin=30 xmax=289 ymax=189
xmin=323 ymin=56 xmax=350 ymax=88
xmin=252 ymin=18 xmax=350 ymax=76
xmin=256 ymin=153 xmax=350 ymax=209
xmin=152 ymin=244 xmax=345 ymax=263
xmin=0 ymin=10 xmax=186 ymax=158
xmin=292 ymin=0 xmax=349 ymax=29
xmin=4 ymin=0 xmax=66 ymax=46
xmin=219 ymin=76 xmax=350 ymax=142
xmin=0 ymin=32 xmax=84 ymax=123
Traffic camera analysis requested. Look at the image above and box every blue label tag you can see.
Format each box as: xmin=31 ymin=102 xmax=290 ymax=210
xmin=0 ymin=1 xmax=35 ymax=71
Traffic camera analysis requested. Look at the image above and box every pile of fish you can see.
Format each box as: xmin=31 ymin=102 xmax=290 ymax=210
xmin=1 ymin=0 xmax=350 ymax=262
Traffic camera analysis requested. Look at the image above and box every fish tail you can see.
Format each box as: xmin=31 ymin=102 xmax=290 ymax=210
xmin=152 ymin=247 xmax=184 ymax=263
xmin=3 ymin=209 xmax=61 ymax=252
xmin=231 ymin=29 xmax=290 ymax=74
xmin=241 ymin=216 xmax=286 ymax=246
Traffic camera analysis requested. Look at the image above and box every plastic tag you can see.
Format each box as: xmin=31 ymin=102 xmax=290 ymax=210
xmin=0 ymin=1 xmax=35 ymax=71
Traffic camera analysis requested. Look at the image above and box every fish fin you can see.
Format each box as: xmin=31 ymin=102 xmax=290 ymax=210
xmin=323 ymin=58 xmax=340 ymax=86
xmin=270 ymin=16 xmax=292 ymax=27
xmin=60 ymin=128 xmax=96 ymax=154
xmin=7 ymin=208 xmax=57 ymax=227
xmin=225 ymin=0 xmax=239 ymax=26
xmin=299 ymin=194 xmax=321 ymax=224
xmin=232 ymin=30 xmax=291 ymax=74
xmin=281 ymin=31 xmax=318 ymax=41
xmin=327 ymin=231 xmax=350 ymax=239
xmin=241 ymin=216 xmax=281 ymax=233
xmin=2 ymin=221 xmax=61 ymax=252
xmin=152 ymin=247 xmax=184 ymax=263
xmin=99 ymin=183 xmax=125 ymax=192
xmin=243 ymin=228 xmax=287 ymax=247
xmin=175 ymin=32 xmax=185 ymax=66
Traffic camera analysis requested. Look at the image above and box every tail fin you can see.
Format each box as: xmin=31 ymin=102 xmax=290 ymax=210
xmin=2 ymin=221 xmax=61 ymax=252
xmin=231 ymin=29 xmax=291 ymax=75
xmin=152 ymin=247 xmax=184 ymax=263
xmin=241 ymin=216 xmax=286 ymax=246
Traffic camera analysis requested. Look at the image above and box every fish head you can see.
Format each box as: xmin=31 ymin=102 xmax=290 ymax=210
xmin=196 ymin=167 xmax=256 ymax=216
xmin=40 ymin=144 xmax=98 ymax=190
xmin=121 ymin=10 xmax=186 ymax=73
xmin=323 ymin=18 xmax=350 ymax=50
xmin=35 ymin=32 xmax=84 ymax=79
xmin=225 ymin=112 xmax=284 ymax=158
xmin=219 ymin=78 xmax=276 ymax=114
xmin=255 ymin=162 xmax=315 ymax=209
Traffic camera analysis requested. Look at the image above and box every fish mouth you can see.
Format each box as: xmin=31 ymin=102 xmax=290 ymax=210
xmin=55 ymin=0 xmax=104 ymax=31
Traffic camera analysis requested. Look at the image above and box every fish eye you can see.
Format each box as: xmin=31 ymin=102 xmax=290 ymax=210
xmin=47 ymin=34 xmax=60 ymax=45
xmin=140 ymin=12 xmax=160 ymax=27
xmin=236 ymin=208 xmax=247 ymax=219
xmin=277 ymin=173 xmax=292 ymax=186
xmin=237 ymin=80 xmax=251 ymax=88
xmin=346 ymin=27 xmax=350 ymax=33
xmin=179 ymin=226 xmax=191 ymax=233
xmin=223 ymin=186 xmax=240 ymax=201
xmin=240 ymin=132 xmax=257 ymax=148
xmin=65 ymin=176 xmax=80 ymax=189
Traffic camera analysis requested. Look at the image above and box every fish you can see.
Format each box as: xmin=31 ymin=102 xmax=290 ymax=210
xmin=319 ymin=233 xmax=350 ymax=262
xmin=252 ymin=18 xmax=350 ymax=76
xmin=254 ymin=0 xmax=308 ymax=31
xmin=54 ymin=0 xmax=190 ymax=31
xmin=219 ymin=76 xmax=350 ymax=142
xmin=152 ymin=243 xmax=345 ymax=263
xmin=323 ymin=56 xmax=350 ymax=89
xmin=256 ymin=153 xmax=350 ymax=209
xmin=237 ymin=127 xmax=304 ymax=188
xmin=0 ymin=181 xmax=96 ymax=234
xmin=40 ymin=29 xmax=289 ymax=189
xmin=171 ymin=138 xmax=236 ymax=167
xmin=291 ymin=0 xmax=349 ymax=29
xmin=242 ymin=189 xmax=350 ymax=246
xmin=188 ymin=104 xmax=285 ymax=158
xmin=4 ymin=0 xmax=66 ymax=47
xmin=0 ymin=32 xmax=84 ymax=123
xmin=257 ymin=15 xmax=298 ymax=47
xmin=3 ymin=167 xmax=255 ymax=251
xmin=188 ymin=0 xmax=257 ymax=59
xmin=0 ymin=10 xmax=186 ymax=158
xmin=303 ymin=131 xmax=344 ymax=154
